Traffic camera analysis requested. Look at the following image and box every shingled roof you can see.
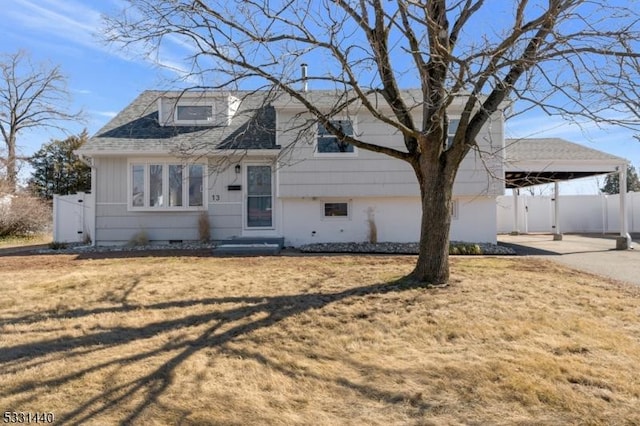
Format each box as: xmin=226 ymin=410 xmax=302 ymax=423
xmin=504 ymin=138 xmax=627 ymax=188
xmin=505 ymin=138 xmax=627 ymax=162
xmin=79 ymin=90 xmax=278 ymax=155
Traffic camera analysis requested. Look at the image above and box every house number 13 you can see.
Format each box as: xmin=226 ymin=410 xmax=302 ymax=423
xmin=212 ymin=194 xmax=221 ymax=201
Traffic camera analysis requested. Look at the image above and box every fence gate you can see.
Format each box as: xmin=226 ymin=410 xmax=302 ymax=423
xmin=53 ymin=192 xmax=94 ymax=243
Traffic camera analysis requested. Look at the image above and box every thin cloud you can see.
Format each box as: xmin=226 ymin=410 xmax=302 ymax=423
xmin=5 ymin=0 xmax=192 ymax=79
xmin=6 ymin=0 xmax=245 ymax=84
xmin=8 ymin=0 xmax=101 ymax=48
xmin=506 ymin=113 xmax=631 ymax=145
xmin=93 ymin=111 xmax=118 ymax=118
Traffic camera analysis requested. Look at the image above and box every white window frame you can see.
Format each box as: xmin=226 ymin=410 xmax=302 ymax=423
xmin=447 ymin=117 xmax=460 ymax=150
xmin=128 ymin=161 xmax=207 ymax=211
xmin=314 ymin=118 xmax=358 ymax=158
xmin=451 ymin=199 xmax=459 ymax=220
xmin=243 ymin=163 xmax=275 ymax=230
xmin=321 ymin=200 xmax=351 ymax=221
xmin=174 ymin=102 xmax=215 ymax=125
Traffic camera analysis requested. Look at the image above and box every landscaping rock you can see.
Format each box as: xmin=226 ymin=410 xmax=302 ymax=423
xmin=298 ymin=241 xmax=516 ymax=255
xmin=35 ymin=240 xmax=515 ymax=256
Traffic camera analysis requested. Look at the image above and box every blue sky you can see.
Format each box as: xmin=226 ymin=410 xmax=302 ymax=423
xmin=1 ymin=0 xmax=638 ymax=194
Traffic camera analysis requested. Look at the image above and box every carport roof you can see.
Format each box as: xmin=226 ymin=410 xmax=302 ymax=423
xmin=504 ymin=138 xmax=628 ymax=188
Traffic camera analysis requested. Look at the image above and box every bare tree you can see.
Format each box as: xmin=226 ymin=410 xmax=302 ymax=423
xmin=105 ymin=1 xmax=640 ymax=284
xmin=0 ymin=50 xmax=81 ymax=192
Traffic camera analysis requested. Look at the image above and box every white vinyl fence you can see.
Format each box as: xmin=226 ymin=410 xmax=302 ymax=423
xmin=497 ymin=192 xmax=640 ymax=234
xmin=53 ymin=192 xmax=94 ymax=243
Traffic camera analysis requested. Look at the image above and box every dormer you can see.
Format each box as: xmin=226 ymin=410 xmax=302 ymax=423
xmin=158 ymin=93 xmax=240 ymax=127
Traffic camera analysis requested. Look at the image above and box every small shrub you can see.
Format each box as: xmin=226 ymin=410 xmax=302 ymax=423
xmin=82 ymin=231 xmax=92 ymax=245
xmin=450 ymin=242 xmax=483 ymax=255
xmin=198 ymin=211 xmax=210 ymax=243
xmin=366 ymin=207 xmax=377 ymax=244
xmin=128 ymin=230 xmax=149 ymax=247
xmin=49 ymin=241 xmax=68 ymax=250
xmin=0 ymin=195 xmax=51 ymax=237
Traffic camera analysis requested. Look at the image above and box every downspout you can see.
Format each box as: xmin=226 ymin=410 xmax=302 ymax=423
xmin=77 ymin=153 xmax=97 ymax=247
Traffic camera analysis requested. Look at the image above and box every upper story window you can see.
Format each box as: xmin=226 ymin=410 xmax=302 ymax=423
xmin=129 ymin=162 xmax=206 ymax=211
xmin=447 ymin=118 xmax=460 ymax=149
xmin=317 ymin=120 xmax=355 ymax=155
xmin=175 ymin=104 xmax=214 ymax=124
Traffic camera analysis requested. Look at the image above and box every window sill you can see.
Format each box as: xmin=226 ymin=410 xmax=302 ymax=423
xmin=128 ymin=206 xmax=207 ymax=212
xmin=313 ymin=152 xmax=358 ymax=158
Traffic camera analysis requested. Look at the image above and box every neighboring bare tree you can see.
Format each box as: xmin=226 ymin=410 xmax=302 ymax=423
xmin=28 ymin=130 xmax=91 ymax=200
xmin=105 ymin=1 xmax=640 ymax=284
xmin=601 ymin=165 xmax=640 ymax=195
xmin=524 ymin=185 xmax=553 ymax=197
xmin=0 ymin=50 xmax=81 ymax=192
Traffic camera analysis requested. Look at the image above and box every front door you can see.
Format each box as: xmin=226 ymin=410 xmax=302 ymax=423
xmin=246 ymin=165 xmax=273 ymax=228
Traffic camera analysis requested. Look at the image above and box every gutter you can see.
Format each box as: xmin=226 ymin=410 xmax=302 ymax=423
xmin=76 ymin=149 xmax=282 ymax=157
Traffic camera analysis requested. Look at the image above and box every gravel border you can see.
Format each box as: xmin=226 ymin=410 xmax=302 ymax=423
xmin=299 ymin=241 xmax=516 ymax=255
xmin=37 ymin=242 xmax=217 ymax=254
xmin=36 ymin=240 xmax=515 ymax=256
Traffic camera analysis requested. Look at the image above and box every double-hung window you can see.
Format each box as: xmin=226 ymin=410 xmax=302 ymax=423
xmin=129 ymin=162 xmax=206 ymax=210
xmin=447 ymin=118 xmax=460 ymax=150
xmin=317 ymin=120 xmax=355 ymax=154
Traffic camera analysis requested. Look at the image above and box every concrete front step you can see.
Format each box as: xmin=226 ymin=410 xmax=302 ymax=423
xmin=212 ymin=243 xmax=281 ymax=256
xmin=214 ymin=237 xmax=285 ymax=248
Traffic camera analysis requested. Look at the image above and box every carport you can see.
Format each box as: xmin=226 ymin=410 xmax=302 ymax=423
xmin=504 ymin=138 xmax=631 ymax=249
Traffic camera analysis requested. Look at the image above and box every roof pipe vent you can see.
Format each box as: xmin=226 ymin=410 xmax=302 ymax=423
xmin=301 ymin=63 xmax=308 ymax=92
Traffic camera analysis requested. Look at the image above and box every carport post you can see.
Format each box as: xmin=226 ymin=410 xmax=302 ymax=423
xmin=617 ymin=165 xmax=632 ymax=249
xmin=512 ymin=188 xmax=520 ymax=234
xmin=553 ymin=181 xmax=562 ymax=240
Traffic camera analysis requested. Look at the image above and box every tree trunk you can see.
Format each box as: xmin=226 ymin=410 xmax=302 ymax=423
xmin=408 ymin=157 xmax=457 ymax=285
xmin=6 ymin=134 xmax=17 ymax=193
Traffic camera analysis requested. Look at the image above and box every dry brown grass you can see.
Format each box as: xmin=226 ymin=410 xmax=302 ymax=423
xmin=0 ymin=233 xmax=51 ymax=249
xmin=0 ymin=253 xmax=639 ymax=425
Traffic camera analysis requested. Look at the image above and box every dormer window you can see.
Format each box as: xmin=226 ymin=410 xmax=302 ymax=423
xmin=159 ymin=95 xmax=239 ymax=126
xmin=175 ymin=104 xmax=214 ymax=124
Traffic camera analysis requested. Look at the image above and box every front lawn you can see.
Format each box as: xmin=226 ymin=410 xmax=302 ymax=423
xmin=0 ymin=253 xmax=638 ymax=425
xmin=0 ymin=233 xmax=51 ymax=249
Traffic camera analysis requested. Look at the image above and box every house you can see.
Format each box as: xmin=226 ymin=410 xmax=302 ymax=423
xmin=76 ymin=90 xmax=505 ymax=247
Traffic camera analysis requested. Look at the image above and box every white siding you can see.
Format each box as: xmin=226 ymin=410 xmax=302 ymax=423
xmin=93 ymin=156 xmax=245 ymax=244
xmin=95 ymin=204 xmax=202 ymax=244
xmin=282 ymin=196 xmax=497 ymax=246
xmin=277 ymin=109 xmax=504 ymax=198
xmin=96 ymin=157 xmax=127 ymax=204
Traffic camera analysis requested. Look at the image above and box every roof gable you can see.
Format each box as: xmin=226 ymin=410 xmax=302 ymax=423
xmin=80 ymin=91 xmax=278 ymax=155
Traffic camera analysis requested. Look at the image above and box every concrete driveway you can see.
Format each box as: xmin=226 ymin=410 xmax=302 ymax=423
xmin=498 ymin=233 xmax=640 ymax=286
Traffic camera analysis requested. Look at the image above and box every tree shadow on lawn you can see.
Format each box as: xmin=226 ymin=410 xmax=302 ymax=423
xmin=0 ymin=277 xmax=440 ymax=424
